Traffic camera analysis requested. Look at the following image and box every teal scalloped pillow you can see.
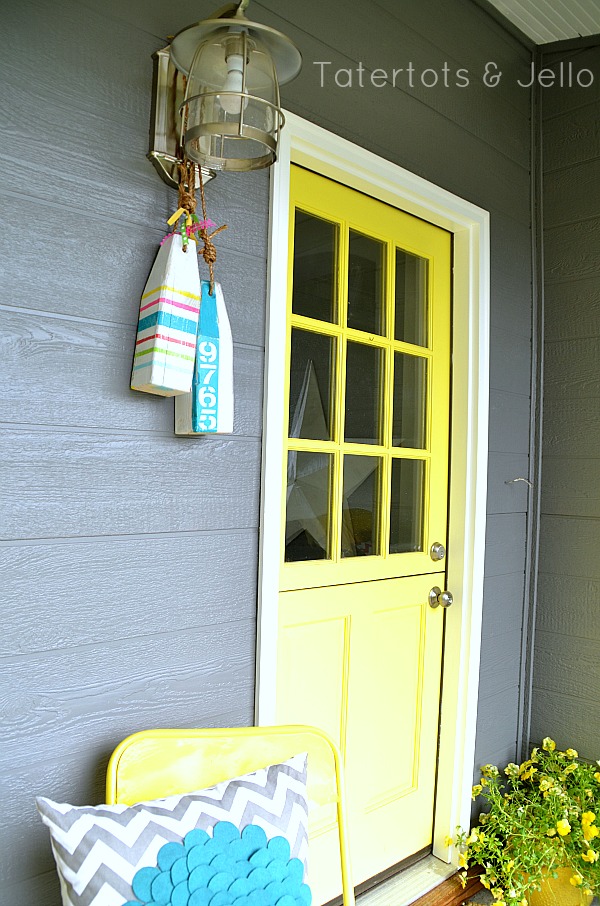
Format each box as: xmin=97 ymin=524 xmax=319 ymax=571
xmin=123 ymin=820 xmax=311 ymax=906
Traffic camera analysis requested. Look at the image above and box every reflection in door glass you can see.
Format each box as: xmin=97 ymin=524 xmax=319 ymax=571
xmin=345 ymin=342 xmax=383 ymax=445
xmin=289 ymin=329 xmax=335 ymax=440
xmin=341 ymin=455 xmax=381 ymax=558
xmin=292 ymin=211 xmax=338 ymax=323
xmin=285 ymin=451 xmax=332 ymax=561
xmin=395 ymin=249 xmax=428 ymax=346
xmin=389 ymin=459 xmax=424 ymax=554
xmin=347 ymin=231 xmax=385 ymax=334
xmin=392 ymin=353 xmax=427 ymax=448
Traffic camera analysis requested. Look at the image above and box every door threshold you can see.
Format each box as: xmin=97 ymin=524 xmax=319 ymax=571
xmin=356 ymin=855 xmax=456 ymax=906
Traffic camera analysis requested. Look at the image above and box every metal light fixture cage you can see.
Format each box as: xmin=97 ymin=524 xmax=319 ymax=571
xmin=148 ymin=3 xmax=302 ymax=181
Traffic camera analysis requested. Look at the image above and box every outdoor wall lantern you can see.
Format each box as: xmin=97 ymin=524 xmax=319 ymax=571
xmin=149 ymin=0 xmax=302 ymax=187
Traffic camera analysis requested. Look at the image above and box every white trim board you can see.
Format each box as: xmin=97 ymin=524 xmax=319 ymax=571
xmin=255 ymin=111 xmax=490 ymax=879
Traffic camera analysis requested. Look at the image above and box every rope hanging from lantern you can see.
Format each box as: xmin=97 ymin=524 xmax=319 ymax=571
xmin=197 ymin=167 xmax=227 ymax=296
xmin=166 ymin=161 xmax=227 ymax=296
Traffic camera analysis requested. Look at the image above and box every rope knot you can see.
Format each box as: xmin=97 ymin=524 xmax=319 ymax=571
xmin=200 ymin=235 xmax=218 ymax=266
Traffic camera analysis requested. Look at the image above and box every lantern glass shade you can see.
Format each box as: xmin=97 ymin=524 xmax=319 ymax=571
xmin=180 ymin=26 xmax=285 ymax=171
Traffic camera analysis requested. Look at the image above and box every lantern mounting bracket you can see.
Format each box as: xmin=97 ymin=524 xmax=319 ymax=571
xmin=148 ymin=45 xmax=217 ymax=190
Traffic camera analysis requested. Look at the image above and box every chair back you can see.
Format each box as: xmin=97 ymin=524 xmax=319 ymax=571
xmin=106 ymin=724 xmax=355 ymax=905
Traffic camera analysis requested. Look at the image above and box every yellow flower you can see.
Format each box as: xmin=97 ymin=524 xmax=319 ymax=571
xmin=594 ymin=772 xmax=600 ymax=783
xmin=444 ymin=835 xmax=454 ymax=847
xmin=582 ymin=812 xmax=597 ymax=840
xmin=564 ymin=763 xmax=577 ymax=774
xmin=520 ymin=899 xmax=528 ymax=906
xmin=543 ymin=737 xmax=556 ymax=752
xmin=481 ymin=878 xmax=491 ymax=890
xmin=472 ymin=784 xmax=483 ymax=799
xmin=565 ymin=748 xmax=578 ymax=758
xmin=547 ymin=828 xmax=557 ymax=837
xmin=506 ymin=860 xmax=515 ymax=871
xmin=467 ymin=830 xmax=479 ymax=845
xmin=458 ymin=853 xmax=468 ymax=868
xmin=570 ymin=874 xmax=583 ymax=887
xmin=581 ymin=849 xmax=599 ymax=863
xmin=458 ymin=871 xmax=467 ymax=889
xmin=557 ymin=819 xmax=571 ymax=836
xmin=492 ymin=889 xmax=505 ymax=900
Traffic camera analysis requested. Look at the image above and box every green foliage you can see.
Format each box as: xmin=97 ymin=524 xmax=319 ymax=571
xmin=451 ymin=738 xmax=600 ymax=906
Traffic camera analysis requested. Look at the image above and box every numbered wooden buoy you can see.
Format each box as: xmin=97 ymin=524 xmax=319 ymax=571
xmin=174 ymin=281 xmax=234 ymax=435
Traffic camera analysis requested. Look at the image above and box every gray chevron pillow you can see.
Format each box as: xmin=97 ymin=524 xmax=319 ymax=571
xmin=36 ymin=752 xmax=308 ymax=906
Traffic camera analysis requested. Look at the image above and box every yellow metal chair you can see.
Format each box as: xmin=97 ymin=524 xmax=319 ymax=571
xmin=106 ymin=724 xmax=355 ymax=906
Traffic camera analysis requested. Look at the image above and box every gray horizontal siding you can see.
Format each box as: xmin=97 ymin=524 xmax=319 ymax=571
xmin=545 ymin=275 xmax=600 ymax=341
xmin=530 ymin=690 xmax=600 ymax=762
xmin=0 ymin=431 xmax=261 ymax=539
xmin=2 ymin=626 xmax=255 ymax=768
xmin=542 ymin=99 xmax=600 ymax=172
xmin=536 ymin=573 xmax=600 ymax=637
xmin=531 ymin=39 xmax=600 ymax=759
xmin=1 ymin=532 xmax=259 ymax=656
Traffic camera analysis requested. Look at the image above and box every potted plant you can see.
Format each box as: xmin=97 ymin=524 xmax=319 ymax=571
xmin=450 ymin=738 xmax=600 ymax=906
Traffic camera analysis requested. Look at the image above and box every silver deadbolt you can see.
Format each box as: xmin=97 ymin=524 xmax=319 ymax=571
xmin=428 ymin=586 xmax=454 ymax=609
xmin=430 ymin=542 xmax=446 ymax=561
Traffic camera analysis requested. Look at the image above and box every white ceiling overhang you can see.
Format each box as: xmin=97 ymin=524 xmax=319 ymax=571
xmin=483 ymin=0 xmax=600 ymax=44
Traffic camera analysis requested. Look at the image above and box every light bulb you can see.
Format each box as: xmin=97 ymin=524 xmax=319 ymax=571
xmin=219 ymin=53 xmax=248 ymax=115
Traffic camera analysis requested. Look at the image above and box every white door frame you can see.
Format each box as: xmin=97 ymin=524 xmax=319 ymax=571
xmin=255 ymin=111 xmax=490 ymax=868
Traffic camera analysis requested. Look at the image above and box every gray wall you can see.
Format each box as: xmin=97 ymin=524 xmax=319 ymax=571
xmin=531 ymin=41 xmax=600 ymax=759
xmin=1 ymin=0 xmax=533 ymax=901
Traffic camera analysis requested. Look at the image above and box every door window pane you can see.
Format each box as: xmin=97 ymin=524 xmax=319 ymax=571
xmin=347 ymin=231 xmax=385 ymax=335
xmin=395 ymin=249 xmax=428 ymax=346
xmin=392 ymin=353 xmax=427 ymax=448
xmin=344 ymin=341 xmax=383 ymax=445
xmin=285 ymin=451 xmax=332 ymax=562
xmin=389 ymin=459 xmax=424 ymax=554
xmin=341 ymin=455 xmax=381 ymax=558
xmin=292 ymin=211 xmax=338 ymax=323
xmin=289 ymin=329 xmax=335 ymax=440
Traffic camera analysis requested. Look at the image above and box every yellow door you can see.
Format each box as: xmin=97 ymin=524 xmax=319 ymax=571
xmin=276 ymin=166 xmax=451 ymax=902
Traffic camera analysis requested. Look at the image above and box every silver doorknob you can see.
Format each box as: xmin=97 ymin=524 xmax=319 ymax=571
xmin=428 ymin=586 xmax=454 ymax=609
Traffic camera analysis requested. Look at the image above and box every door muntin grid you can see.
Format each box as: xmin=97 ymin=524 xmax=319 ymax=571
xmin=285 ymin=205 xmax=433 ymax=567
